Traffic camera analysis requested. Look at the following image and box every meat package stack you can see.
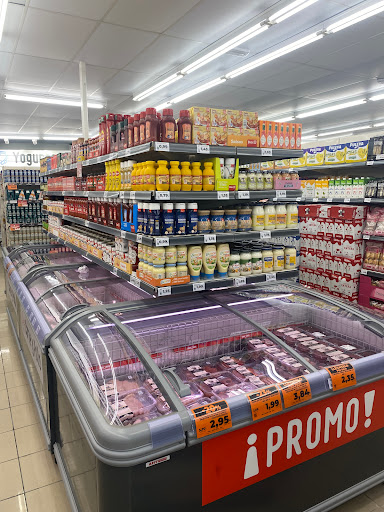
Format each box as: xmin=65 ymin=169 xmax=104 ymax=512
xmin=299 ymin=204 xmax=366 ymax=302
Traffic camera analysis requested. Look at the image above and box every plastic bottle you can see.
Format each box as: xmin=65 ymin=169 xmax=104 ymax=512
xmin=256 ymin=169 xmax=264 ymax=190
xmin=156 ymin=160 xmax=169 ymax=191
xmin=133 ymin=114 xmax=140 ymax=146
xmin=240 ymin=248 xmax=252 ymax=276
xmin=176 ymin=245 xmax=188 ymax=263
xmin=162 ymin=203 xmax=174 ymax=235
xmin=202 ymin=245 xmax=217 ymax=279
xmin=287 ymin=203 xmax=299 ymax=228
xmin=216 ymin=243 xmax=230 ymax=277
xmin=169 ymin=161 xmax=181 ymax=191
xmin=177 ymin=263 xmax=188 ymax=277
xmin=160 ymin=109 xmax=176 ymax=143
xmin=264 ymin=170 xmax=274 ymax=190
xmin=202 ymin=162 xmax=215 ymax=191
xmin=175 ymin=203 xmax=186 ymax=235
xmin=187 ymin=203 xmax=198 ymax=234
xmin=188 ymin=246 xmax=203 ymax=281
xmin=131 ymin=163 xmax=137 ymax=191
xmin=251 ymin=246 xmax=263 ymax=274
xmin=151 ymin=203 xmax=161 ymax=236
xmin=139 ymin=111 xmax=146 ymax=145
xmin=191 ymin=162 xmax=202 ymax=191
xmin=181 ymin=161 xmax=192 ymax=191
xmin=275 ymin=203 xmax=287 ymax=229
xmin=228 ymin=251 xmax=241 ymax=277
xmin=248 ymin=168 xmax=257 ymax=190
xmin=145 ymin=108 xmax=158 ymax=143
xmin=252 ymin=205 xmax=265 ymax=231
xmin=127 ymin=116 xmax=134 ymax=148
xmin=285 ymin=246 xmax=297 ymax=269
xmin=115 ymin=160 xmax=121 ymax=191
xmin=146 ymin=161 xmax=156 ymax=191
xmin=177 ymin=110 xmax=192 ymax=144
xmin=264 ymin=204 xmax=276 ymax=230
xmin=165 ymin=246 xmax=177 ymax=265
xmin=238 ymin=168 xmax=248 ymax=190
xmin=136 ymin=162 xmax=143 ymax=191
xmin=157 ymin=112 xmax=162 ymax=141
xmin=262 ymin=246 xmax=273 ymax=273
xmin=152 ymin=247 xmax=165 ymax=266
xmin=166 ymin=264 xmax=177 ymax=279
xmin=273 ymin=245 xmax=285 ymax=271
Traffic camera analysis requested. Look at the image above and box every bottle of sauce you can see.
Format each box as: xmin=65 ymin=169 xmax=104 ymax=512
xmin=252 ymin=205 xmax=265 ymax=231
xmin=146 ymin=161 xmax=156 ymax=191
xmin=136 ymin=162 xmax=143 ymax=191
xmin=160 ymin=109 xmax=176 ymax=143
xmin=202 ymin=162 xmax=215 ymax=191
xmin=127 ymin=116 xmax=134 ymax=148
xmin=187 ymin=203 xmax=198 ymax=234
xmin=264 ymin=204 xmax=276 ymax=230
xmin=216 ymin=243 xmax=230 ymax=277
xmin=262 ymin=246 xmax=273 ymax=273
xmin=191 ymin=162 xmax=202 ymax=191
xmin=157 ymin=112 xmax=162 ymax=141
xmin=169 ymin=161 xmax=181 ymax=191
xmin=181 ymin=161 xmax=192 ymax=191
xmin=156 ymin=160 xmax=169 ymax=191
xmin=139 ymin=111 xmax=146 ymax=145
xmin=177 ymin=245 xmax=188 ymax=263
xmin=287 ymin=203 xmax=298 ymax=228
xmin=133 ymin=114 xmax=140 ymax=146
xmin=177 ymin=110 xmax=192 ymax=144
xmin=202 ymin=245 xmax=217 ymax=279
xmin=188 ymin=246 xmax=203 ymax=281
xmin=145 ymin=108 xmax=158 ymax=143
xmin=162 ymin=203 xmax=174 ymax=235
xmin=251 ymin=246 xmax=262 ymax=274
xmin=228 ymin=251 xmax=240 ymax=277
xmin=131 ymin=163 xmax=137 ymax=191
xmin=275 ymin=203 xmax=287 ymax=229
xmin=285 ymin=246 xmax=297 ymax=269
xmin=175 ymin=203 xmax=186 ymax=235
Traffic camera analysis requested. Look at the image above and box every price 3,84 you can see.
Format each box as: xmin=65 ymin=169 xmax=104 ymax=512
xmin=293 ymin=389 xmax=310 ymax=401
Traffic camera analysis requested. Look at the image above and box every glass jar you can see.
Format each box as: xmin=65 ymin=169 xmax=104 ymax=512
xmin=251 ymin=248 xmax=263 ymax=274
xmin=256 ymin=170 xmax=264 ymax=190
xmin=252 ymin=205 xmax=265 ymax=232
xmin=247 ymin=168 xmax=257 ymax=190
xmin=153 ymin=265 xmax=165 ymax=280
xmin=198 ymin=210 xmax=211 ymax=233
xmin=285 ymin=246 xmax=297 ymax=269
xmin=165 ymin=264 xmax=177 ymax=279
xmin=273 ymin=245 xmax=285 ymax=271
xmin=165 ymin=246 xmax=177 ymax=264
xmin=240 ymin=249 xmax=252 ymax=276
xmin=152 ymin=246 xmax=165 ymax=265
xmin=224 ymin=209 xmax=238 ymax=232
xmin=146 ymin=245 xmax=153 ymax=264
xmin=228 ymin=252 xmax=241 ymax=277
xmin=262 ymin=246 xmax=273 ymax=273
xmin=264 ymin=204 xmax=276 ymax=230
xmin=211 ymin=209 xmax=225 ymax=232
xmin=238 ymin=208 xmax=252 ymax=231
xmin=177 ymin=263 xmax=189 ymax=277
xmin=287 ymin=203 xmax=299 ymax=228
xmin=176 ymin=245 xmax=188 ymax=263
xmin=238 ymin=168 xmax=248 ymax=190
xmin=264 ymin=170 xmax=273 ymax=190
xmin=275 ymin=203 xmax=287 ymax=229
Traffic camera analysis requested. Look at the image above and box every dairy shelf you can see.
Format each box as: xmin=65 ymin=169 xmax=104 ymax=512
xmin=44 ymin=228 xmax=298 ymax=297
xmin=298 ymin=157 xmax=384 ymax=173
xmin=49 ymin=212 xmax=299 ymax=246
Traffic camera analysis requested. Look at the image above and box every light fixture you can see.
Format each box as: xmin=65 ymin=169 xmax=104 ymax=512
xmin=273 ymin=115 xmax=295 ymax=122
xmin=1 ymin=135 xmax=40 ymax=140
xmin=318 ymin=125 xmax=372 ymax=137
xmin=133 ymin=73 xmax=183 ymax=102
xmin=296 ymin=98 xmax=367 ymax=119
xmin=155 ymin=101 xmax=172 ymax=112
xmin=0 ymin=0 xmax=8 ymax=43
xmin=370 ymin=93 xmax=384 ymax=102
xmin=4 ymin=94 xmax=104 ymax=109
xmin=167 ymin=77 xmax=227 ymax=106
xmin=270 ymin=0 xmax=319 ymax=24
xmin=225 ymin=32 xmax=324 ymax=79
xmin=326 ymin=1 xmax=384 ymax=34
xmin=43 ymin=136 xmax=77 ymax=141
xmin=374 ymin=121 xmax=384 ymax=127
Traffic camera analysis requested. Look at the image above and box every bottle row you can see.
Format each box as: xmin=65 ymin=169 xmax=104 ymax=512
xmin=3 ymin=169 xmax=44 ymax=184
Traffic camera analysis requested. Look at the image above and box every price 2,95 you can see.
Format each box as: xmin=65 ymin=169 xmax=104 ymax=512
xmin=210 ymin=415 xmax=230 ymax=429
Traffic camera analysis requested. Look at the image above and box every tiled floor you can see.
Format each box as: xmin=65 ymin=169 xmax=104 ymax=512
xmin=0 ymin=269 xmax=384 ymax=511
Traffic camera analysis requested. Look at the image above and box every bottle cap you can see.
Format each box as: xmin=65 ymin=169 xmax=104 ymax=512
xmin=163 ymin=203 xmax=174 ymax=210
xmin=187 ymin=202 xmax=198 ymax=209
xmin=163 ymin=108 xmax=174 ymax=116
xmin=179 ymin=110 xmax=190 ymax=118
xmin=146 ymin=108 xmax=156 ymax=115
xmin=134 ymin=114 xmax=140 ymax=121
xmin=175 ymin=202 xmax=186 ymax=209
xmin=140 ymin=111 xmax=146 ymax=119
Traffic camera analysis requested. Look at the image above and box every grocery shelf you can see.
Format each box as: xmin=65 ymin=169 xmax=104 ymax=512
xmin=5 ymin=183 xmax=41 ymax=189
xmin=298 ymin=158 xmax=384 ymax=173
xmin=49 ymin=212 xmax=299 ymax=246
xmin=44 ymin=228 xmax=299 ymax=297
xmin=361 ymin=269 xmax=384 ymax=279
xmin=45 ymin=191 xmax=120 ymax=198
xmin=298 ymin=197 xmax=384 ymax=204
xmin=362 ymin=235 xmax=384 ymax=242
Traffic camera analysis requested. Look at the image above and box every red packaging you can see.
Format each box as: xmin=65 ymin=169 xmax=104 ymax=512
xmin=145 ymin=108 xmax=158 ymax=143
xmin=105 ymin=114 xmax=115 ymax=154
xmin=178 ymin=110 xmax=192 ymax=144
xmin=133 ymin=114 xmax=140 ymax=146
xmin=127 ymin=116 xmax=134 ymax=148
xmin=160 ymin=109 xmax=176 ymax=143
xmin=139 ymin=111 xmax=146 ymax=145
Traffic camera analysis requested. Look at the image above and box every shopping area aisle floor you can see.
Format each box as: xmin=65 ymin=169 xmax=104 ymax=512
xmin=0 ymin=268 xmax=383 ymax=512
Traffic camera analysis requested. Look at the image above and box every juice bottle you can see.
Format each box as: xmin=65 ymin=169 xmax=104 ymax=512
xmin=169 ymin=161 xmax=181 ymax=191
xmin=131 ymin=163 xmax=137 ymax=191
xmin=146 ymin=161 xmax=156 ymax=191
xmin=133 ymin=114 xmax=140 ymax=146
xmin=139 ymin=111 xmax=146 ymax=145
xmin=177 ymin=110 xmax=192 ymax=144
xmin=181 ymin=161 xmax=192 ymax=191
xmin=202 ymin=162 xmax=215 ymax=191
xmin=160 ymin=109 xmax=176 ymax=142
xmin=191 ymin=162 xmax=202 ymax=191
xmin=156 ymin=160 xmax=169 ymax=191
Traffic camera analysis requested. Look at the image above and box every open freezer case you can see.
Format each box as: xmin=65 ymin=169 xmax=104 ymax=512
xmin=48 ymin=281 xmax=384 ymax=512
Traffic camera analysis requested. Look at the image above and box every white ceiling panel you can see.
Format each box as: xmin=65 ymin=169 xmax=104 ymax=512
xmin=29 ymin=0 xmax=116 ymax=20
xmin=5 ymin=81 xmax=53 ymax=94
xmin=0 ymin=4 xmax=24 ymax=53
xmin=0 ymin=99 xmax=37 ymax=117
xmin=76 ymin=23 xmax=158 ymax=70
xmin=105 ymin=0 xmax=200 ymax=33
xmin=0 ymin=112 xmax=35 ymax=125
xmin=16 ymin=8 xmax=97 ymax=61
xmin=51 ymin=118 xmax=82 ymax=130
xmin=32 ymin=104 xmax=83 ymax=119
xmin=102 ymin=70 xmax=161 ymax=97
xmin=7 ymin=54 xmax=68 ymax=88
xmin=51 ymin=62 xmax=117 ymax=94
xmin=0 ymin=52 xmax=12 ymax=80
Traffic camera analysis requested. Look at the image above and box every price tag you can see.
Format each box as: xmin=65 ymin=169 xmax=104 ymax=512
xmin=197 ymin=144 xmax=210 ymax=154
xmin=155 ymin=191 xmax=170 ymax=201
xmin=130 ymin=275 xmax=141 ymax=288
xmin=296 ymin=196 xmax=302 ymax=201
xmin=191 ymin=400 xmax=232 ymax=439
xmin=276 ymin=190 xmax=286 ymax=198
xmin=238 ymin=191 xmax=250 ymax=199
xmin=376 ymin=154 xmax=384 ymax=160
xmin=136 ymin=234 xmax=143 ymax=243
xmin=326 ymin=363 xmax=356 ymax=391
xmin=158 ymin=286 xmax=171 ymax=296
xmin=277 ymin=376 xmax=312 ymax=409
xmin=130 ymin=191 xmax=136 ymax=199
xmin=10 ymin=224 xmax=20 ymax=231
xmin=344 ymin=198 xmax=351 ymax=202
xmin=204 ymin=234 xmax=216 ymax=244
xmin=193 ymin=282 xmax=206 ymax=292
xmin=84 ymin=221 xmax=90 ymax=227
xmin=154 ymin=142 xmax=170 ymax=152
xmin=364 ymin=197 xmax=372 ymax=202
xmin=260 ymin=230 xmax=271 ymax=240
xmin=327 ymin=198 xmax=333 ymax=202
xmin=265 ymin=272 xmax=276 ymax=282
xmin=261 ymin=148 xmax=273 ymax=157
xmin=312 ymin=197 xmax=318 ymax=202
xmin=361 ymin=268 xmax=368 ymax=275
xmin=363 ymin=235 xmax=370 ymax=240
xmin=247 ymin=385 xmax=282 ymax=421
xmin=217 ymin=191 xmax=229 ymax=200
xmin=76 ymin=162 xmax=82 ymax=177
xmin=111 ymin=152 xmax=119 ymax=159
xmin=234 ymin=276 xmax=246 ymax=287
xmin=8 ymin=183 xmax=17 ymax=190
xmin=17 ymin=200 xmax=27 ymax=207
xmin=155 ymin=237 xmax=169 ymax=247
xmin=366 ymin=160 xmax=374 ymax=166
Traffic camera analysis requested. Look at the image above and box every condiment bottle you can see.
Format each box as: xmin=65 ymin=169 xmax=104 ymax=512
xmin=181 ymin=161 xmax=192 ymax=191
xmin=145 ymin=108 xmax=158 ymax=143
xmin=202 ymin=162 xmax=215 ymax=191
xmin=133 ymin=114 xmax=140 ymax=146
xmin=191 ymin=162 xmax=202 ymax=191
xmin=175 ymin=203 xmax=186 ymax=235
xmin=127 ymin=116 xmax=134 ymax=148
xmin=187 ymin=203 xmax=198 ymax=234
xmin=275 ymin=203 xmax=287 ymax=229
xmin=146 ymin=161 xmax=156 ymax=191
xmin=157 ymin=112 xmax=162 ymax=141
xmin=177 ymin=110 xmax=192 ymax=144
xmin=188 ymin=246 xmax=203 ymax=281
xmin=139 ymin=111 xmax=146 ymax=145
xmin=216 ymin=243 xmax=230 ymax=277
xmin=202 ymin=245 xmax=217 ymax=279
xmin=169 ymin=161 xmax=181 ymax=191
xmin=162 ymin=203 xmax=174 ymax=235
xmin=160 ymin=109 xmax=176 ymax=142
xmin=156 ymin=160 xmax=169 ymax=191
xmin=136 ymin=162 xmax=143 ymax=191
xmin=131 ymin=163 xmax=137 ymax=191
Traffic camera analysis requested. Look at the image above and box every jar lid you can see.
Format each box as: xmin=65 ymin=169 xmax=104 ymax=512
xmin=262 ymin=246 xmax=272 ymax=250
xmin=151 ymin=203 xmax=160 ymax=210
xmin=165 ymin=264 xmax=176 ymax=267
xmin=163 ymin=108 xmax=174 ymax=116
xmin=134 ymin=114 xmax=140 ymax=121
xmin=187 ymin=202 xmax=198 ymax=209
xmin=179 ymin=110 xmax=190 ymax=117
xmin=274 ymin=245 xmax=284 ymax=249
xmin=239 ymin=208 xmax=252 ymax=213
xmin=175 ymin=203 xmax=186 ymax=209
xmin=153 ymin=265 xmax=165 ymax=268
xmin=146 ymin=108 xmax=156 ymax=115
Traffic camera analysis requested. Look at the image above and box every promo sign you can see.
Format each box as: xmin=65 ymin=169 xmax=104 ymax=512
xmin=202 ymin=380 xmax=383 ymax=505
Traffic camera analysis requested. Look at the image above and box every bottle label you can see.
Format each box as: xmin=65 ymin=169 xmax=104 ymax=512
xmin=134 ymin=128 xmax=139 ymax=145
xmin=286 ymin=255 xmax=296 ymax=266
xmin=171 ymin=175 xmax=181 ymax=185
xmin=140 ymin=124 xmax=145 ymax=143
xmin=289 ymin=214 xmax=298 ymax=224
xmin=164 ymin=122 xmax=175 ymax=140
xmin=181 ymin=124 xmax=192 ymax=142
xmin=229 ymin=262 xmax=240 ymax=275
xmin=192 ymin=175 xmax=202 ymax=185
xmin=145 ymin=121 xmax=151 ymax=140
xmin=275 ymin=255 xmax=285 ymax=269
xmin=182 ymin=175 xmax=192 ymax=185
xmin=263 ymin=257 xmax=273 ymax=270
xmin=252 ymin=259 xmax=262 ymax=272
xmin=276 ymin=214 xmax=286 ymax=226
xmin=267 ymin=214 xmax=276 ymax=224
xmin=202 ymin=176 xmax=215 ymax=186
xmin=267 ymin=134 xmax=272 ymax=147
xmin=254 ymin=215 xmax=264 ymax=226
xmin=157 ymin=174 xmax=169 ymax=185
xmin=146 ymin=174 xmax=155 ymax=185
xmin=260 ymin=133 xmax=266 ymax=146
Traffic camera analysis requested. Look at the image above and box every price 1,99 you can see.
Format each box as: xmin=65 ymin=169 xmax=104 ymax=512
xmin=265 ymin=399 xmax=280 ymax=410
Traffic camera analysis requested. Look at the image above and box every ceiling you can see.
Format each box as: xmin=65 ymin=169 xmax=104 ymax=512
xmin=1 ymin=0 xmax=384 ymax=143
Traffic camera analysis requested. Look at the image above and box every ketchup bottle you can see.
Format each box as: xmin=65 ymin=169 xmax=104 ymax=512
xmin=139 ymin=111 xmax=146 ymax=145
xmin=145 ymin=108 xmax=158 ymax=143
xmin=133 ymin=114 xmax=140 ymax=146
xmin=157 ymin=112 xmax=162 ymax=141
xmin=177 ymin=110 xmax=192 ymax=144
xmin=160 ymin=109 xmax=176 ymax=143
xmin=128 ymin=116 xmax=134 ymax=148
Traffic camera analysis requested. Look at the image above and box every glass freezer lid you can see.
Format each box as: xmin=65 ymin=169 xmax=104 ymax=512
xmin=13 ymin=249 xmax=87 ymax=278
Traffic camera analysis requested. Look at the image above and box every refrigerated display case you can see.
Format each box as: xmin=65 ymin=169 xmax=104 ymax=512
xmin=47 ymin=282 xmax=384 ymax=512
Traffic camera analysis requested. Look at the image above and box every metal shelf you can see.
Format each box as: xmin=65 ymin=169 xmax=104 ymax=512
xmin=298 ymin=157 xmax=384 ymax=174
xmin=297 ymin=197 xmax=384 ymax=204
xmin=45 ymin=191 xmax=119 ymax=198
xmin=5 ymin=183 xmax=41 ymax=188
xmin=361 ymin=269 xmax=384 ymax=280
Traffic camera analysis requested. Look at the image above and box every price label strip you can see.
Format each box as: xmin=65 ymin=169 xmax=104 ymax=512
xmin=8 ymin=183 xmax=17 ymax=190
xmin=278 ymin=376 xmax=312 ymax=409
xmin=247 ymin=385 xmax=282 ymax=421
xmin=191 ymin=400 xmax=232 ymax=439
xmin=326 ymin=363 xmax=356 ymax=391
xmin=197 ymin=144 xmax=210 ymax=154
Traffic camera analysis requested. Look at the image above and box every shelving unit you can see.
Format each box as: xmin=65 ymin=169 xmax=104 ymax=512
xmin=298 ymin=155 xmax=384 ymax=174
xmin=298 ymin=197 xmax=384 ymax=204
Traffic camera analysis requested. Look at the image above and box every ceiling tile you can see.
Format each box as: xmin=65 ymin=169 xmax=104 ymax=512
xmin=105 ymin=0 xmax=200 ymax=33
xmin=0 ymin=4 xmax=24 ymax=53
xmin=7 ymin=55 xmax=68 ymax=88
xmin=102 ymin=70 xmax=160 ymax=97
xmin=76 ymin=23 xmax=158 ymax=69
xmin=29 ymin=0 xmax=116 ymax=20
xmin=0 ymin=52 xmax=12 ymax=80
xmin=16 ymin=8 xmax=97 ymax=61
xmin=0 ymin=99 xmax=37 ymax=117
xmin=50 ymin=118 xmax=82 ymax=130
xmin=5 ymin=81 xmax=52 ymax=94
xmin=51 ymin=63 xmax=117 ymax=94
xmin=32 ymin=104 xmax=83 ymax=118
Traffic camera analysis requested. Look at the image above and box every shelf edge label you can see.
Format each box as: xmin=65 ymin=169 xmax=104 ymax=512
xmin=191 ymin=400 xmax=232 ymax=439
xmin=247 ymin=385 xmax=282 ymax=421
xmin=326 ymin=363 xmax=356 ymax=391
xmin=277 ymin=376 xmax=312 ymax=408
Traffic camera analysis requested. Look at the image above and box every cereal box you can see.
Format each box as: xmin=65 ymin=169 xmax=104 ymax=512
xmin=189 ymin=107 xmax=210 ymax=126
xmin=210 ymin=127 xmax=227 ymax=146
xmin=227 ymin=110 xmax=243 ymax=128
xmin=345 ymin=140 xmax=368 ymax=163
xmin=324 ymin=144 xmax=346 ymax=165
xmin=306 ymin=147 xmax=325 ymax=166
xmin=242 ymin=111 xmax=258 ymax=129
xmin=192 ymin=126 xmax=211 ymax=144
xmin=211 ymin=108 xmax=227 ymax=127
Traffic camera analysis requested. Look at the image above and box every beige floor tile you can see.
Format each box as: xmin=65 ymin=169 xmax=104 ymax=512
xmin=0 ymin=373 xmax=6 ymax=391
xmin=26 ymin=481 xmax=71 ymax=512
xmin=0 ymin=459 xmax=23 ymax=501
xmin=366 ymin=485 xmax=384 ymax=507
xmin=5 ymin=371 xmax=28 ymax=390
xmin=7 ymin=386 xmax=32 ymax=408
xmin=3 ymin=359 xmax=22 ymax=374
xmin=0 ymin=431 xmax=17 ymax=463
xmin=333 ymin=494 xmax=380 ymax=512
xmin=0 ymin=408 xmax=13 ymax=433
xmin=11 ymin=403 xmax=40 ymax=430
xmin=0 ymin=360 xmax=4 ymax=374
xmin=0 ymin=495 xmax=27 ymax=512
xmin=15 ymin=424 xmax=46 ymax=457
xmin=19 ymin=450 xmax=61 ymax=492
xmin=0 ymin=390 xmax=9 ymax=410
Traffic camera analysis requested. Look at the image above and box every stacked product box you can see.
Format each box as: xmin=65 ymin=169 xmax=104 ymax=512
xmin=300 ymin=176 xmax=369 ymax=199
xmin=299 ymin=203 xmax=366 ymax=302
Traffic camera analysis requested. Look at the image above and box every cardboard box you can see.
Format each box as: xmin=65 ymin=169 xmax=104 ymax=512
xmin=242 ymin=111 xmax=258 ymax=129
xmin=227 ymin=110 xmax=243 ymax=128
xmin=324 ymin=144 xmax=346 ymax=165
xmin=290 ymin=156 xmax=306 ymax=167
xmin=192 ymin=126 xmax=211 ymax=144
xmin=259 ymin=120 xmax=267 ymax=147
xmin=260 ymin=161 xmax=274 ymax=170
xmin=267 ymin=121 xmax=273 ymax=148
xmin=284 ymin=123 xmax=290 ymax=150
xmin=274 ymin=159 xmax=291 ymax=169
xmin=189 ymin=107 xmax=210 ymax=126
xmin=289 ymin=123 xmax=296 ymax=150
xmin=272 ymin=122 xmax=279 ymax=148
xmin=211 ymin=127 xmax=228 ymax=146
xmin=211 ymin=108 xmax=227 ymax=127
xmin=306 ymin=147 xmax=325 ymax=166
xmin=345 ymin=140 xmax=368 ymax=163
xmin=279 ymin=123 xmax=285 ymax=149
xmin=296 ymin=123 xmax=302 ymax=149
xmin=205 ymin=156 xmax=239 ymax=191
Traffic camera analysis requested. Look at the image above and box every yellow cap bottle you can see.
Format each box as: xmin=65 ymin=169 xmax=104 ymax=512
xmin=115 ymin=160 xmax=121 ymax=191
xmin=131 ymin=163 xmax=137 ymax=191
xmin=169 ymin=161 xmax=181 ymax=191
xmin=156 ymin=160 xmax=170 ymax=191
xmin=146 ymin=161 xmax=156 ymax=191
xmin=191 ymin=161 xmax=202 ymax=191
xmin=203 ymin=161 xmax=215 ymax=191
xmin=137 ymin=162 xmax=143 ymax=191
xmin=181 ymin=161 xmax=192 ymax=191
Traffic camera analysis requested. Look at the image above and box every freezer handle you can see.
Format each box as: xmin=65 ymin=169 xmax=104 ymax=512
xmin=364 ymin=321 xmax=384 ymax=337
xmin=163 ymin=367 xmax=191 ymax=398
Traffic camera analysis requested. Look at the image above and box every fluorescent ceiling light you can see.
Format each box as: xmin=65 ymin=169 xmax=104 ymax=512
xmin=326 ymin=1 xmax=384 ymax=33
xmin=226 ymin=32 xmax=323 ymax=79
xmin=155 ymin=102 xmax=172 ymax=111
xmin=133 ymin=73 xmax=183 ymax=102
xmin=43 ymin=136 xmax=77 ymax=141
xmin=5 ymin=94 xmax=103 ymax=109
xmin=296 ymin=98 xmax=367 ymax=119
xmin=374 ymin=122 xmax=384 ymax=127
xmin=273 ymin=115 xmax=295 ymax=122
xmin=302 ymin=135 xmax=318 ymax=140
xmin=318 ymin=125 xmax=371 ymax=137
xmin=0 ymin=135 xmax=40 ymax=140
xmin=0 ymin=0 xmax=8 ymax=43
xmin=270 ymin=0 xmax=319 ymax=23
xmin=170 ymin=77 xmax=227 ymax=105
xmin=370 ymin=93 xmax=384 ymax=102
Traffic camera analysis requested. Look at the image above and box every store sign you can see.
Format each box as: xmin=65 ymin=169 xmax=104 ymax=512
xmin=202 ymin=380 xmax=384 ymax=505
xmin=20 ymin=309 xmax=44 ymax=383
xmin=0 ymin=150 xmax=57 ymax=169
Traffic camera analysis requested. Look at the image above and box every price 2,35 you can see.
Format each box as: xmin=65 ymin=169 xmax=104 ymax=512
xmin=210 ymin=415 xmax=230 ymax=429
xmin=341 ymin=373 xmax=355 ymax=384
xmin=293 ymin=389 xmax=310 ymax=401
xmin=265 ymin=399 xmax=280 ymax=410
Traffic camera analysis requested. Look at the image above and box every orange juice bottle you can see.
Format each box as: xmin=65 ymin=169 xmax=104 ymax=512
xmin=146 ymin=161 xmax=156 ymax=191
xmin=169 ymin=161 xmax=181 ymax=191
xmin=181 ymin=161 xmax=192 ymax=191
xmin=202 ymin=162 xmax=215 ymax=191
xmin=131 ymin=163 xmax=137 ymax=191
xmin=156 ymin=160 xmax=169 ymax=191
xmin=191 ymin=162 xmax=202 ymax=191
